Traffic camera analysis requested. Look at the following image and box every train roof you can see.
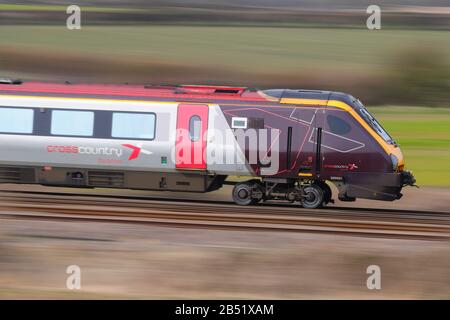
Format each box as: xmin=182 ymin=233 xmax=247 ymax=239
xmin=0 ymin=79 xmax=358 ymax=108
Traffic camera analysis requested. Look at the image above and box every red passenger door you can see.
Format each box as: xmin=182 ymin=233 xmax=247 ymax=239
xmin=176 ymin=104 xmax=209 ymax=170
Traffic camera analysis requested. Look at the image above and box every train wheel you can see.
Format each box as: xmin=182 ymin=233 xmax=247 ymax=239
xmin=301 ymin=184 xmax=324 ymax=209
xmin=232 ymin=182 xmax=260 ymax=206
xmin=316 ymin=181 xmax=332 ymax=205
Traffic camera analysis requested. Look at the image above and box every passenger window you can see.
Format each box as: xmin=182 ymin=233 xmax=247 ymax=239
xmin=326 ymin=114 xmax=351 ymax=135
xmin=0 ymin=107 xmax=34 ymax=134
xmin=51 ymin=110 xmax=94 ymax=136
xmin=189 ymin=115 xmax=202 ymax=141
xmin=112 ymin=112 xmax=155 ymax=139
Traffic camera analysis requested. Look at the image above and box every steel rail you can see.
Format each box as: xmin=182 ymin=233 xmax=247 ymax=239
xmin=0 ymin=191 xmax=448 ymax=241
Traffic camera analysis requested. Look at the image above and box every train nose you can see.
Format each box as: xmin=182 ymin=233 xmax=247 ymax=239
xmin=401 ymin=170 xmax=416 ymax=187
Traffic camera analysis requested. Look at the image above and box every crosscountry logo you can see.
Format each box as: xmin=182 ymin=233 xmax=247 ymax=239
xmin=122 ymin=143 xmax=152 ymax=160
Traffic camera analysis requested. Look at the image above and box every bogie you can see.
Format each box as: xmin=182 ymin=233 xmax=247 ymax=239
xmin=231 ymin=179 xmax=331 ymax=209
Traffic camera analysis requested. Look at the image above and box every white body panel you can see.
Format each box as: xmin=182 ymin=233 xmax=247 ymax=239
xmin=0 ymin=95 xmax=252 ymax=175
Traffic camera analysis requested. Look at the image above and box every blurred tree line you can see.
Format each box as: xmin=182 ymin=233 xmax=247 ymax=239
xmin=386 ymin=48 xmax=450 ymax=106
xmin=1 ymin=0 xmax=450 ymax=29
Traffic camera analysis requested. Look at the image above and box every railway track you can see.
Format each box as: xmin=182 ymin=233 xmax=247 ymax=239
xmin=0 ymin=190 xmax=449 ymax=241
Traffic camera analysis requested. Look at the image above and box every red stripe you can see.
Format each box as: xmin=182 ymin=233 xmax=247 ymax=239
xmin=0 ymin=82 xmax=268 ymax=102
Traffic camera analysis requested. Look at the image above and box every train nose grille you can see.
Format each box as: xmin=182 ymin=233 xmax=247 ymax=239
xmin=88 ymin=171 xmax=124 ymax=187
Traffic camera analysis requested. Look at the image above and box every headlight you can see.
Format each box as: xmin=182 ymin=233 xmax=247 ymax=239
xmin=390 ymin=154 xmax=399 ymax=171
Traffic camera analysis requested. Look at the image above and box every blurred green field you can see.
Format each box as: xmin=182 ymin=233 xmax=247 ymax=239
xmin=370 ymin=107 xmax=450 ymax=187
xmin=2 ymin=26 xmax=450 ymax=106
xmin=1 ymin=26 xmax=450 ymax=74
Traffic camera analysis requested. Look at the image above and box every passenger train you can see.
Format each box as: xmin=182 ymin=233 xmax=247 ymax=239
xmin=0 ymin=79 xmax=415 ymax=208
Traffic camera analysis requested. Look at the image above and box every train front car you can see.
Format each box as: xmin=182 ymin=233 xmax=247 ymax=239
xmin=0 ymin=79 xmax=416 ymax=209
xmin=321 ymin=92 xmax=416 ymax=203
xmin=226 ymin=89 xmax=416 ymax=208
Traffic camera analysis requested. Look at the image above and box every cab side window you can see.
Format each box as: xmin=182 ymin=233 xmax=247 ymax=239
xmin=326 ymin=114 xmax=351 ymax=135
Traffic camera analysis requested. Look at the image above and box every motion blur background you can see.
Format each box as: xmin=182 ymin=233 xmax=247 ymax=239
xmin=0 ymin=1 xmax=450 ymax=299
xmin=1 ymin=0 xmax=450 ymax=185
